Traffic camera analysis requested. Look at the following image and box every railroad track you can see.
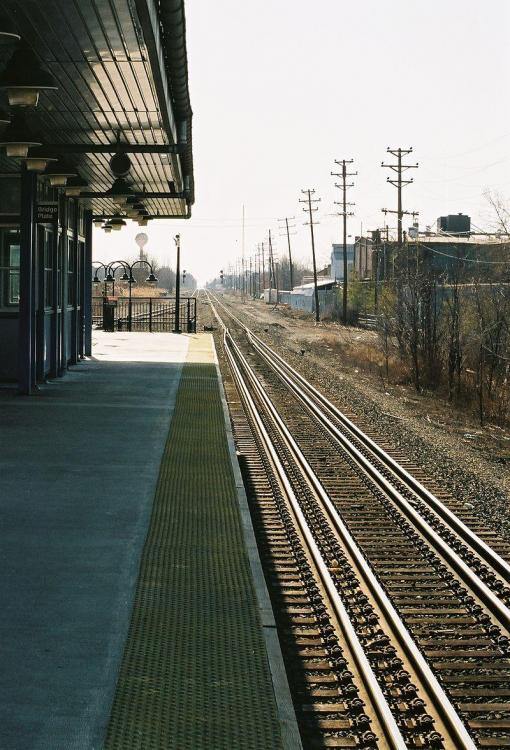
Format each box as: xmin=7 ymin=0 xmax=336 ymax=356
xmin=204 ymin=291 xmax=510 ymax=750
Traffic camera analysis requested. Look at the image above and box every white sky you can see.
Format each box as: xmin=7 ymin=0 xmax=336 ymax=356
xmin=94 ymin=0 xmax=510 ymax=285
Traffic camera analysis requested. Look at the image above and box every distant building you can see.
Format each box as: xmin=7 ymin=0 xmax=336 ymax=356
xmin=354 ymin=236 xmax=374 ymax=279
xmin=331 ymin=244 xmax=355 ymax=281
xmin=437 ymin=213 xmax=471 ymax=236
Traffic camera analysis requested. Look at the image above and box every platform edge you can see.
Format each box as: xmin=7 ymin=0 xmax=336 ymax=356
xmin=211 ymin=335 xmax=303 ymax=750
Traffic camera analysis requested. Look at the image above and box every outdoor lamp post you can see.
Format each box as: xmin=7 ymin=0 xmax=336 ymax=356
xmin=173 ymin=234 xmax=181 ymax=333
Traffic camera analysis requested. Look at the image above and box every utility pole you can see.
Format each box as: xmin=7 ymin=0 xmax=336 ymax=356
xmin=261 ymin=241 xmax=266 ymax=294
xmin=268 ymin=229 xmax=278 ymax=304
xmin=299 ymin=189 xmax=321 ymax=323
xmin=241 ymin=204 xmax=246 ymax=302
xmin=332 ymin=159 xmax=357 ymax=325
xmin=381 ymin=147 xmax=418 ymax=248
xmin=278 ymin=216 xmax=296 ymax=290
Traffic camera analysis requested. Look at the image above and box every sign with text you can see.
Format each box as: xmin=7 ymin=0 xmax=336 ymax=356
xmin=36 ymin=201 xmax=58 ymax=225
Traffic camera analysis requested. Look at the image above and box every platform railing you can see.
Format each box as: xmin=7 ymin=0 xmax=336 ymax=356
xmin=92 ymin=296 xmax=197 ymax=333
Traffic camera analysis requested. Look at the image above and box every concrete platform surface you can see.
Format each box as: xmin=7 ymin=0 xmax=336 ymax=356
xmin=0 ymin=331 xmax=294 ymax=750
xmin=0 ymin=332 xmax=187 ymax=749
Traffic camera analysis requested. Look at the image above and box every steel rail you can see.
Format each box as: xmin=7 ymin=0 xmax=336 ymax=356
xmin=220 ymin=315 xmax=477 ymax=750
xmin=250 ymin=331 xmax=510 ymax=583
xmin=223 ymin=326 xmax=408 ymax=750
xmin=209 ymin=293 xmax=510 ymax=632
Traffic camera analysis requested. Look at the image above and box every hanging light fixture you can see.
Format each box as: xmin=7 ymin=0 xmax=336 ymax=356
xmin=93 ymin=217 xmax=104 ymax=227
xmin=0 ymin=112 xmax=41 ymax=157
xmin=42 ymin=157 xmax=77 ymax=187
xmin=146 ymin=272 xmax=158 ymax=284
xmin=0 ymin=31 xmax=21 ymax=43
xmin=110 ymin=150 xmax=132 ymax=178
xmin=0 ymin=43 xmax=57 ymax=107
xmin=24 ymin=153 xmax=57 ymax=172
xmin=105 ymin=177 xmax=135 ymax=205
xmin=65 ymin=175 xmax=88 ymax=197
xmin=109 ymin=214 xmax=126 ymax=231
xmin=103 ymin=221 xmax=113 ymax=233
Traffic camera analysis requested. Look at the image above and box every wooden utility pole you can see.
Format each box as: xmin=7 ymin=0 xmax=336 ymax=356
xmin=381 ymin=147 xmax=418 ymax=248
xmin=268 ymin=229 xmax=278 ymax=305
xmin=332 ymin=159 xmax=357 ymax=325
xmin=299 ymin=189 xmax=321 ymax=323
xmin=278 ymin=216 xmax=296 ymax=290
xmin=261 ymin=241 xmax=266 ymax=293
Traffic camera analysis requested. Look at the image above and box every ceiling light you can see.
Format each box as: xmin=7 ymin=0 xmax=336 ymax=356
xmin=93 ymin=218 xmax=104 ymax=227
xmin=109 ymin=214 xmax=126 ymax=231
xmin=43 ymin=157 xmax=77 ymax=187
xmin=65 ymin=175 xmax=88 ymax=197
xmin=106 ymin=177 xmax=135 ymax=204
xmin=25 ymin=155 xmax=57 ymax=172
xmin=0 ymin=43 xmax=57 ymax=107
xmin=0 ymin=112 xmax=41 ymax=157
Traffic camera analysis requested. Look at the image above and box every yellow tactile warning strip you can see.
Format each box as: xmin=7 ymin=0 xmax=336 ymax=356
xmin=104 ymin=334 xmax=283 ymax=750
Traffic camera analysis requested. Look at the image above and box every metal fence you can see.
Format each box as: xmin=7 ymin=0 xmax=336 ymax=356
xmin=92 ymin=296 xmax=197 ymax=332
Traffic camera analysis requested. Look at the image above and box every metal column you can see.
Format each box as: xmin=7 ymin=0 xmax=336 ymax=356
xmin=83 ymin=209 xmax=93 ymax=356
xmin=18 ymin=166 xmax=36 ymax=395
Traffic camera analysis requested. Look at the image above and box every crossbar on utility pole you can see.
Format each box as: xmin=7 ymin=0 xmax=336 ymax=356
xmin=299 ymin=189 xmax=321 ymax=323
xmin=332 ymin=159 xmax=357 ymax=325
xmin=381 ymin=147 xmax=419 ymax=248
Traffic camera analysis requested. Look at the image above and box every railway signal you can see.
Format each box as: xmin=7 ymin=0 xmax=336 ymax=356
xmin=182 ymin=269 xmax=187 ymax=284
xmin=220 ymin=269 xmax=224 ymax=285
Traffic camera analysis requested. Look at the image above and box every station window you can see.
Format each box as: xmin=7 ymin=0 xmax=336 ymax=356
xmin=0 ymin=230 xmax=21 ymax=310
xmin=68 ymin=240 xmax=76 ymax=306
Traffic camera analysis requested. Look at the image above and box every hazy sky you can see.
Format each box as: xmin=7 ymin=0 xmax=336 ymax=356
xmin=94 ymin=0 xmax=510 ymax=284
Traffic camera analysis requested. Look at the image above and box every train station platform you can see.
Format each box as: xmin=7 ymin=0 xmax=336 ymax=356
xmin=0 ymin=332 xmax=299 ymax=750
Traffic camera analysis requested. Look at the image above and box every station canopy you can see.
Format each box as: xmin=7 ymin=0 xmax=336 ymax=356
xmin=0 ymin=0 xmax=194 ymax=218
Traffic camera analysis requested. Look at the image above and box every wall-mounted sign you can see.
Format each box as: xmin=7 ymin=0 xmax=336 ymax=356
xmin=36 ymin=201 xmax=58 ymax=225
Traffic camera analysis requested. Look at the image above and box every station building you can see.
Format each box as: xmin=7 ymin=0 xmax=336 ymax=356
xmin=0 ymin=0 xmax=193 ymax=393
